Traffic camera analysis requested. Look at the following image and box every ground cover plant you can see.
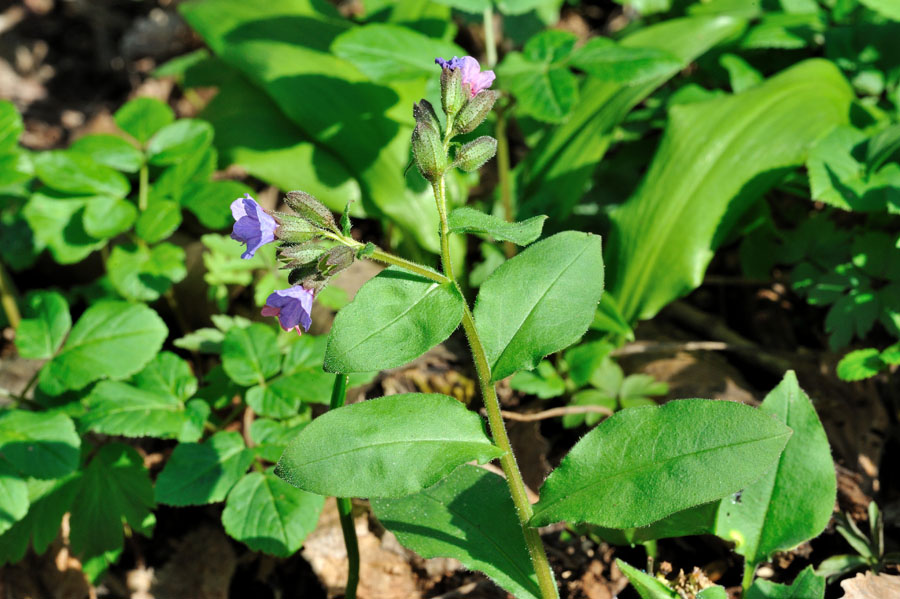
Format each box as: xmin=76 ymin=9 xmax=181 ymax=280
xmin=0 ymin=0 xmax=899 ymax=597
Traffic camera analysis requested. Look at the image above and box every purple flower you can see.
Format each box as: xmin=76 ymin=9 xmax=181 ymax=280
xmin=435 ymin=56 xmax=495 ymax=97
xmin=261 ymin=286 xmax=314 ymax=335
xmin=231 ymin=193 xmax=278 ymax=259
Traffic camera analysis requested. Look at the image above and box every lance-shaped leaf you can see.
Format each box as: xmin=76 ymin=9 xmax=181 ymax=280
xmin=324 ymin=268 xmax=464 ymax=373
xmin=475 ymin=231 xmax=604 ymax=381
xmin=275 ymin=393 xmax=503 ymax=498
xmin=0 ymin=410 xmax=80 ymax=479
xmin=713 ymin=371 xmax=835 ymax=567
xmin=221 ymin=470 xmax=324 ymax=557
xmin=529 ymin=399 xmax=792 ymax=528
xmin=617 ymin=559 xmax=677 ymax=599
xmin=155 ymin=431 xmax=254 ymax=506
xmin=448 ymin=207 xmax=546 ymax=246
xmin=15 ymin=291 xmax=71 ymax=360
xmin=373 ymin=465 xmax=541 ymax=599
xmin=39 ymin=301 xmax=167 ymax=395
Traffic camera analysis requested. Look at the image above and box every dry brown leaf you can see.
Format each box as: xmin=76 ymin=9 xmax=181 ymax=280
xmin=840 ymin=571 xmax=900 ymax=599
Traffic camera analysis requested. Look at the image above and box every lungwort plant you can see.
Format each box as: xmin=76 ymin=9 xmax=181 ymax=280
xmin=214 ymin=57 xmax=828 ymax=599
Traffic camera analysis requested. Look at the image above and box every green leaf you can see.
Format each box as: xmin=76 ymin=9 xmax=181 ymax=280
xmin=155 ymin=431 xmax=254 ymax=506
xmin=0 ymin=410 xmax=80 ymax=478
xmin=22 ymin=191 xmax=105 ymax=264
xmin=0 ymin=462 xmax=28 ymax=536
xmin=745 ymin=565 xmax=825 ymax=599
xmin=837 ymin=349 xmax=884 ymax=381
xmin=135 ymin=199 xmax=182 ymax=243
xmin=247 ymin=336 xmax=338 ymax=418
xmin=607 ymin=59 xmax=853 ymax=323
xmin=222 ymin=470 xmax=324 ymax=557
xmin=509 ymin=360 xmax=566 ymax=399
xmin=498 ymin=35 xmax=578 ymax=123
xmin=82 ymin=196 xmax=138 ymax=239
xmin=69 ymin=444 xmax=155 ymax=559
xmin=719 ymin=53 xmax=763 ymax=92
xmin=82 ymin=381 xmax=188 ymax=439
xmin=146 ymin=119 xmax=214 ymax=166
xmin=133 ymin=352 xmax=198 ymax=401
xmin=697 ymin=587 xmax=728 ymax=599
xmin=859 ymin=0 xmax=900 ymax=20
xmin=448 ymin=207 xmax=546 ymax=246
xmin=529 ymin=399 xmax=792 ymax=528
xmin=332 ymin=24 xmax=464 ymax=82
xmin=805 ymin=126 xmax=873 ymax=211
xmin=174 ymin=328 xmax=225 ymax=353
xmin=475 ymin=231 xmax=604 ymax=381
xmin=0 ymin=100 xmax=24 ymax=153
xmin=34 ymin=150 xmax=130 ymax=198
xmin=114 ymin=97 xmax=175 ymax=144
xmin=107 ymin=242 xmax=187 ymax=301
xmin=15 ymin=290 xmax=71 ymax=359
xmin=617 ymin=559 xmax=677 ymax=599
xmin=39 ymin=301 xmax=168 ymax=395
xmin=866 ymin=124 xmax=900 ymax=173
xmin=814 ymin=554 xmax=869 ymax=581
xmin=562 ymin=390 xmax=616 ymax=428
xmin=325 ymin=268 xmax=464 ymax=373
xmin=570 ymin=38 xmax=681 ymax=85
xmin=276 ymin=393 xmax=503 ymax=498
xmin=182 ymin=180 xmax=253 ymax=229
xmin=70 ymin=134 xmax=144 ymax=173
xmin=373 ymin=465 xmax=541 ymax=599
xmin=222 ymin=323 xmax=282 ymax=386
xmin=0 ymin=476 xmax=80 ymax=565
xmin=592 ymin=502 xmax=719 ymax=545
xmin=712 ymin=371 xmax=835 ymax=567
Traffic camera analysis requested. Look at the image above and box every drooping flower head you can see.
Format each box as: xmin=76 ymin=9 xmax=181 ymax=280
xmin=231 ymin=193 xmax=278 ymax=259
xmin=435 ymin=56 xmax=495 ymax=97
xmin=261 ymin=286 xmax=314 ymax=335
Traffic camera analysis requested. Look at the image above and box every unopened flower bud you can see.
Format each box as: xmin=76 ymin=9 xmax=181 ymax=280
xmin=275 ymin=212 xmax=322 ymax=243
xmin=453 ymin=136 xmax=497 ymax=172
xmin=440 ymin=67 xmax=465 ymax=117
xmin=279 ymin=241 xmax=326 ymax=268
xmin=411 ymin=121 xmax=446 ymax=181
xmin=317 ymin=245 xmax=354 ymax=277
xmin=413 ymin=99 xmax=441 ymax=134
xmin=285 ymin=190 xmax=338 ymax=232
xmin=453 ymin=90 xmax=499 ymax=135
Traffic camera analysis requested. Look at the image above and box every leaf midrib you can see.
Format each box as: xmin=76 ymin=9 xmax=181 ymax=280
xmin=290 ymin=437 xmax=499 ymax=468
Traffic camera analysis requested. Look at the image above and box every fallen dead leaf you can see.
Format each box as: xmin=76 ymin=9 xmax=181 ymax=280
xmin=840 ymin=572 xmax=900 ymax=599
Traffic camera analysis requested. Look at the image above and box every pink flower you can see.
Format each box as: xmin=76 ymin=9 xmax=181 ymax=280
xmin=435 ymin=56 xmax=496 ymax=97
xmin=261 ymin=286 xmax=314 ymax=335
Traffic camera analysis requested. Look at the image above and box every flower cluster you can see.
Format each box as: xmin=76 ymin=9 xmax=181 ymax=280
xmin=434 ymin=56 xmax=495 ymax=97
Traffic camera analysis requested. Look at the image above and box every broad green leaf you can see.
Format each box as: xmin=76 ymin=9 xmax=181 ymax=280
xmin=182 ymin=180 xmax=254 ymax=229
xmin=82 ymin=196 xmax=138 ymax=239
xmin=0 ymin=411 xmax=80 ymax=478
xmin=745 ymin=565 xmax=825 ymax=599
xmin=805 ymin=126 xmax=875 ymax=211
xmin=81 ymin=381 xmax=189 ymax=438
xmin=592 ymin=502 xmax=719 ymax=545
xmin=107 ymin=242 xmax=187 ymax=301
xmin=519 ymin=15 xmax=745 ymax=221
xmin=719 ymin=53 xmax=763 ymax=92
xmin=155 ymin=431 xmax=254 ymax=505
xmin=0 ymin=149 xmax=33 ymax=187
xmin=135 ymin=199 xmax=182 ymax=242
xmin=70 ymin=134 xmax=144 ymax=172
xmin=562 ymin=389 xmax=616 ymax=428
xmin=867 ymin=124 xmax=900 ymax=173
xmin=39 ymin=301 xmax=168 ymax=395
xmin=0 ymin=476 xmax=80 ymax=565
xmin=222 ymin=323 xmax=282 ymax=386
xmin=332 ymin=24 xmax=464 ymax=82
xmin=430 ymin=0 xmax=489 ymax=12
xmin=815 ymin=554 xmax=869 ymax=580
xmin=837 ymin=348 xmax=884 ymax=381
xmin=570 ymin=38 xmax=681 ymax=85
xmin=34 ymin=150 xmax=130 ymax=198
xmin=475 ymin=232 xmax=604 ymax=381
xmin=133 ymin=352 xmax=198 ymax=401
xmin=174 ymin=328 xmax=225 ymax=353
xmin=150 ymin=145 xmax=217 ymax=205
xmin=448 ymin=207 xmax=546 ymax=246
xmin=509 ymin=360 xmax=566 ymax=399
xmin=324 ymin=268 xmax=464 ymax=373
xmin=498 ymin=31 xmax=578 ymax=123
xmin=247 ymin=336 xmax=339 ymax=417
xmin=0 ymin=100 xmax=23 ymax=153
xmin=713 ymin=372 xmax=835 ymax=567
xmin=114 ymin=97 xmax=175 ymax=144
xmin=276 ymin=393 xmax=503 ymax=497
xmin=607 ymin=59 xmax=853 ymax=323
xmin=617 ymin=559 xmax=677 ymax=599
xmin=859 ymin=0 xmax=900 ymax=20
xmin=697 ymin=587 xmax=728 ymax=599
xmin=15 ymin=290 xmax=70 ymax=359
xmin=222 ymin=470 xmax=324 ymax=556
xmin=146 ymin=119 xmax=214 ymax=166
xmin=373 ymin=465 xmax=541 ymax=599
xmin=69 ymin=444 xmax=155 ymax=559
xmin=529 ymin=399 xmax=792 ymax=528
xmin=0 ymin=462 xmax=28 ymax=535
xmin=22 ymin=191 xmax=105 ymax=264
xmin=251 ymin=416 xmax=310 ymax=462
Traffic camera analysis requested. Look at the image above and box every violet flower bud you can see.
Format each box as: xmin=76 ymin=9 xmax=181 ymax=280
xmin=231 ymin=193 xmax=278 ymax=259
xmin=435 ymin=56 xmax=495 ymax=98
xmin=261 ymin=285 xmax=314 ymax=335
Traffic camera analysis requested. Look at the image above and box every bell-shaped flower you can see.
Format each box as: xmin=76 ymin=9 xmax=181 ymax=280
xmin=261 ymin=285 xmax=314 ymax=335
xmin=435 ymin=56 xmax=495 ymax=97
xmin=231 ymin=193 xmax=278 ymax=259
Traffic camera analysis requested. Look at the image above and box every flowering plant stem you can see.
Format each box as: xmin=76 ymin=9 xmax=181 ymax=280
xmin=330 ymin=373 xmax=360 ymax=599
xmin=0 ymin=260 xmax=21 ymax=329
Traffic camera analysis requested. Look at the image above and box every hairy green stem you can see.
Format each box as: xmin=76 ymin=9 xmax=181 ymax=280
xmin=138 ymin=163 xmax=149 ymax=212
xmin=434 ymin=174 xmax=558 ymax=599
xmin=0 ymin=260 xmax=21 ymax=329
xmin=742 ymin=562 xmax=756 ymax=594
xmin=330 ymin=374 xmax=360 ymax=599
xmin=483 ymin=5 xmax=497 ymax=68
